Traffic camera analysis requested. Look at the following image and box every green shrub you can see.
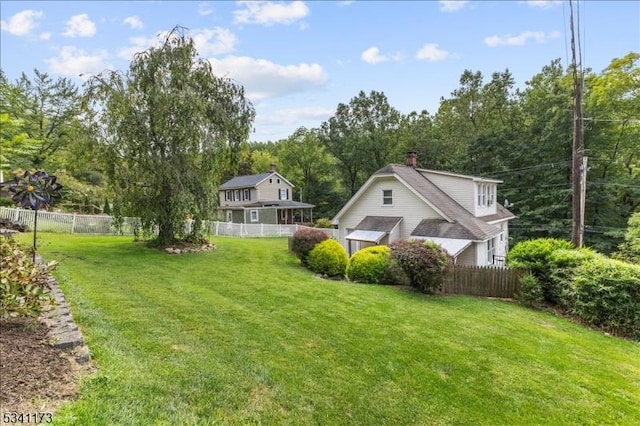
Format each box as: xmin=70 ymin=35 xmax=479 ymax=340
xmin=389 ymin=239 xmax=452 ymax=293
xmin=314 ymin=218 xmax=334 ymax=229
xmin=307 ymin=239 xmax=348 ymax=277
xmin=548 ymin=248 xmax=601 ymax=308
xmin=0 ymin=238 xmax=56 ymax=318
xmin=347 ymin=245 xmax=392 ymax=284
xmin=614 ymin=211 xmax=640 ymax=264
xmin=507 ymin=238 xmax=573 ymax=304
xmin=290 ymin=228 xmax=329 ymax=265
xmin=565 ymin=257 xmax=640 ymax=340
xmin=517 ymin=273 xmax=544 ymax=307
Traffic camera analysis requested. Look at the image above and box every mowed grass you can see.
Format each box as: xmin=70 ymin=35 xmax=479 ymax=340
xmin=24 ymin=234 xmax=640 ymax=425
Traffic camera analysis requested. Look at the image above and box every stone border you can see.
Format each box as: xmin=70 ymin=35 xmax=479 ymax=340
xmin=36 ymin=256 xmax=91 ymax=365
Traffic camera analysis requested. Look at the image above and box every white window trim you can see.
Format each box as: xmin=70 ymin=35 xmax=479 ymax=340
xmin=382 ymin=189 xmax=393 ymax=206
xmin=250 ymin=210 xmax=259 ymax=222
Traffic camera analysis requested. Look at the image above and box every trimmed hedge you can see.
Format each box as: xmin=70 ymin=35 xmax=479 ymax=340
xmin=307 ymin=239 xmax=349 ymax=277
xmin=565 ymin=257 xmax=640 ymax=340
xmin=507 ymin=238 xmax=573 ymax=304
xmin=388 ymin=239 xmax=452 ymax=293
xmin=347 ymin=245 xmax=392 ymax=284
xmin=290 ymin=228 xmax=329 ymax=265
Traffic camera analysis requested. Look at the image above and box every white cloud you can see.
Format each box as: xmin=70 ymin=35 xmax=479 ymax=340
xmin=361 ymin=46 xmax=388 ymax=64
xmin=484 ymin=30 xmax=561 ymax=47
xmin=415 ymin=43 xmax=450 ymax=61
xmin=123 ymin=16 xmax=143 ymax=30
xmin=198 ymin=2 xmax=214 ymax=16
xmin=439 ymin=1 xmax=468 ymax=12
xmin=258 ymin=106 xmax=334 ymax=126
xmin=46 ymin=46 xmax=110 ymax=79
xmin=233 ymin=1 xmax=309 ymax=26
xmin=207 ymin=55 xmax=328 ymax=100
xmin=118 ymin=35 xmax=161 ymax=60
xmin=0 ymin=9 xmax=44 ymax=36
xmin=193 ymin=28 xmax=237 ymax=56
xmin=337 ymin=1 xmax=355 ymax=6
xmin=524 ymin=1 xmax=563 ymax=9
xmin=63 ymin=14 xmax=96 ymax=38
xmin=39 ymin=32 xmax=51 ymax=40
xmin=118 ymin=28 xmax=236 ymax=60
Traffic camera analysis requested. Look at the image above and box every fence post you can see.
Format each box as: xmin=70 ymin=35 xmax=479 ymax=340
xmin=261 ymin=223 xmax=264 ymax=237
xmin=13 ymin=208 xmax=19 ymax=222
xmin=71 ymin=213 xmax=77 ymax=234
xmin=215 ymin=221 xmax=219 ymax=236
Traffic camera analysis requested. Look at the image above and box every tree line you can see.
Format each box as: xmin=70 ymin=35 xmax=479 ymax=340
xmin=0 ymin=29 xmax=637 ymax=250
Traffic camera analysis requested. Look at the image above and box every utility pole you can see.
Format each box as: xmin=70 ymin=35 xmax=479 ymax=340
xmin=570 ymin=0 xmax=585 ymax=247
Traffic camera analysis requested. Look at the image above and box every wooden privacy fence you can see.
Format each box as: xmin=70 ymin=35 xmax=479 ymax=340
xmin=442 ymin=264 xmax=526 ymax=299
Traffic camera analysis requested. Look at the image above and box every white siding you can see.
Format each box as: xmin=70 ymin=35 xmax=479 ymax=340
xmin=337 ymin=177 xmax=443 ymax=249
xmin=473 ymin=183 xmax=498 ymax=217
xmin=423 ymin=172 xmax=476 ymax=213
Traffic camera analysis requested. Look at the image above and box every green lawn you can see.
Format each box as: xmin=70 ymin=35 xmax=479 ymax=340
xmin=25 ymin=234 xmax=640 ymax=425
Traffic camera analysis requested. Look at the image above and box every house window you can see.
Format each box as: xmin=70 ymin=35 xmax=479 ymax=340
xmin=250 ymin=210 xmax=259 ymax=222
xmin=225 ymin=190 xmax=231 ymax=201
xmin=279 ymin=188 xmax=288 ymax=200
xmin=226 ymin=211 xmax=232 ymax=222
xmin=244 ymin=189 xmax=250 ymax=201
xmin=487 ymin=238 xmax=495 ymax=264
xmin=488 ymin=185 xmax=494 ymax=206
xmin=234 ymin=190 xmax=240 ymax=201
xmin=382 ymin=189 xmax=393 ymax=205
xmin=269 ymin=178 xmax=272 ymax=183
xmin=277 ymin=178 xmax=281 ymax=184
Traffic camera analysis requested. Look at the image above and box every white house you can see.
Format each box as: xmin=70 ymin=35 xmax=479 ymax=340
xmin=331 ymin=152 xmax=515 ymax=266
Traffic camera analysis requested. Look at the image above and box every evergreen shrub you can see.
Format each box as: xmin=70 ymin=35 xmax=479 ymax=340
xmin=347 ymin=245 xmax=392 ymax=284
xmin=307 ymin=239 xmax=348 ymax=277
xmin=566 ymin=257 xmax=640 ymax=340
xmin=507 ymin=238 xmax=573 ymax=304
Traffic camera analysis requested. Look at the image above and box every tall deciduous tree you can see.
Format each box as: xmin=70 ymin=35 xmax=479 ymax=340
xmin=83 ymin=28 xmax=255 ymax=245
xmin=276 ymin=127 xmax=341 ymax=218
xmin=319 ymin=90 xmax=403 ymax=197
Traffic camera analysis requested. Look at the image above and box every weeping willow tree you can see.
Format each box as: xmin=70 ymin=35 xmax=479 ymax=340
xmin=83 ymin=27 xmax=255 ymax=246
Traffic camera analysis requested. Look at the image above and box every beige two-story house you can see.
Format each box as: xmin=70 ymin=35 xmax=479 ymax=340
xmin=219 ymin=164 xmax=314 ymax=224
xmin=331 ymin=152 xmax=514 ymax=266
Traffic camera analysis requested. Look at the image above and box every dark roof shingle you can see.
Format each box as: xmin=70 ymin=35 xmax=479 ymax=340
xmin=376 ymin=164 xmax=503 ymax=240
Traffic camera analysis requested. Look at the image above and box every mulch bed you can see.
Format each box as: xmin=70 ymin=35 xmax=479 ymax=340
xmin=0 ymin=317 xmax=86 ymax=415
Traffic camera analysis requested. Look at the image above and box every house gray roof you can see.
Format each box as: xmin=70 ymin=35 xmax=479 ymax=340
xmin=411 ymin=219 xmax=477 ymax=240
xmin=354 ymin=216 xmax=403 ymax=232
xmin=375 ymin=164 xmax=505 ymax=241
xmin=480 ymin=204 xmax=516 ymax=223
xmin=220 ymin=173 xmax=272 ymax=190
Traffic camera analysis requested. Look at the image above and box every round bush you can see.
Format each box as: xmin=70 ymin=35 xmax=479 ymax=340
xmin=307 ymin=239 xmax=348 ymax=277
xmin=388 ymin=239 xmax=452 ymax=293
xmin=548 ymin=247 xmax=601 ymax=307
xmin=290 ymin=228 xmax=329 ymax=265
xmin=347 ymin=245 xmax=392 ymax=284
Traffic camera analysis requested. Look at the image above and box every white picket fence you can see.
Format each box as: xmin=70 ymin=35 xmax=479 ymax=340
xmin=0 ymin=207 xmax=338 ymax=238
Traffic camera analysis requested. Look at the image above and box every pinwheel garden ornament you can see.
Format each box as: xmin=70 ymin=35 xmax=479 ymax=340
xmin=8 ymin=170 xmax=63 ymax=262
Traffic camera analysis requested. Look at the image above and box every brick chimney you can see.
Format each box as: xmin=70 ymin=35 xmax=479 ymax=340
xmin=269 ymin=163 xmax=277 ymax=173
xmin=405 ymin=151 xmax=417 ymax=168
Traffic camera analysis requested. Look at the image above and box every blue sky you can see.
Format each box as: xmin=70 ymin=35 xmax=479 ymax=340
xmin=1 ymin=1 xmax=638 ymax=142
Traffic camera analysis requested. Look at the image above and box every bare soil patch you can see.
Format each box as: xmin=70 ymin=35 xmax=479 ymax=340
xmin=0 ymin=317 xmax=92 ymax=417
